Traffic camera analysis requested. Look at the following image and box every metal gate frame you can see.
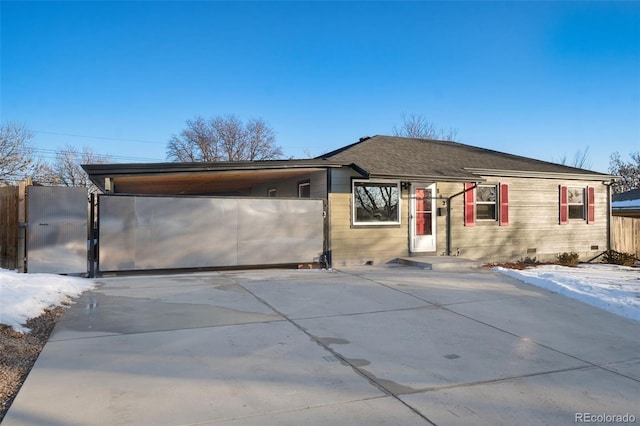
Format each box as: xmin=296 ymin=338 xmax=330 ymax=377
xmin=96 ymin=194 xmax=326 ymax=275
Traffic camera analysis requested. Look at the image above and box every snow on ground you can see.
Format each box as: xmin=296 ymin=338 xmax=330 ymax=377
xmin=0 ymin=269 xmax=95 ymax=333
xmin=496 ymin=264 xmax=640 ymax=322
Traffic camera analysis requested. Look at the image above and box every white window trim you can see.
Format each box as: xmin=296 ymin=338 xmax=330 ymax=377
xmin=568 ymin=186 xmax=585 ymax=220
xmin=352 ymin=180 xmax=401 ymax=226
xmin=476 ymin=184 xmax=497 ymax=221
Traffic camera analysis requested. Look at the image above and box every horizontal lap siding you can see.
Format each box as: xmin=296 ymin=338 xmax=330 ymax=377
xmin=438 ymin=178 xmax=609 ymax=262
xmin=329 ymin=168 xmax=409 ymax=265
xmin=329 ymin=193 xmax=409 ymax=265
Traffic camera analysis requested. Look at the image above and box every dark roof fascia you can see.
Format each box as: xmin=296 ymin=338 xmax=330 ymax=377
xmin=82 ymin=159 xmax=345 ymax=176
xmin=464 ymin=168 xmax=619 ymax=182
xmin=367 ymin=173 xmax=486 ymax=183
xmin=342 ymin=163 xmax=477 ymax=182
xmin=316 ymin=137 xmax=372 ymax=159
xmin=347 ymin=163 xmax=370 ymax=178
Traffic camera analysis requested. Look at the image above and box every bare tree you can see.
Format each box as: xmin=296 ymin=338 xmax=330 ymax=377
xmin=391 ymin=113 xmax=458 ymax=141
xmin=609 ymin=151 xmax=640 ymax=194
xmin=167 ymin=115 xmax=283 ymax=162
xmin=0 ymin=123 xmax=43 ymax=184
xmin=47 ymin=145 xmax=106 ymax=192
xmin=559 ymin=146 xmax=592 ymax=169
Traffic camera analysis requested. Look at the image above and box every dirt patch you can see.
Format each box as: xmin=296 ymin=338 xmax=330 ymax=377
xmin=0 ymin=306 xmax=68 ymax=422
xmin=483 ymin=262 xmax=555 ymax=270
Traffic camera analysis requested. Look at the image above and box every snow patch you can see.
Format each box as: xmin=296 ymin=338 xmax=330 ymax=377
xmin=495 ymin=264 xmax=640 ymax=322
xmin=0 ymin=269 xmax=95 ymax=333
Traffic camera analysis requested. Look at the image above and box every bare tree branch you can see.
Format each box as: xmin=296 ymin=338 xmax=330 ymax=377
xmin=391 ymin=113 xmax=458 ymax=141
xmin=609 ymin=151 xmax=640 ymax=193
xmin=560 ymin=146 xmax=592 ymax=169
xmin=45 ymin=145 xmax=106 ymax=192
xmin=0 ymin=123 xmax=36 ymax=184
xmin=166 ymin=115 xmax=283 ymax=162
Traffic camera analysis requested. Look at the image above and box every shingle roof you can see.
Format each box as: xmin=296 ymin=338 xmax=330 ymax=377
xmin=319 ymin=135 xmax=611 ymax=180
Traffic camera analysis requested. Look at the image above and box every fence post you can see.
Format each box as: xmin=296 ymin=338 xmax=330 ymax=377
xmin=17 ymin=182 xmax=27 ymax=272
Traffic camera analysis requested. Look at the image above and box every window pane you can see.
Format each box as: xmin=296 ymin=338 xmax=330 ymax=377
xmin=477 ymin=186 xmax=496 ymax=203
xmin=354 ymin=182 xmax=399 ymax=223
xmin=477 ymin=204 xmax=496 ymax=220
xmin=298 ymin=183 xmax=310 ymax=198
xmin=569 ymin=205 xmax=584 ymax=219
xmin=568 ymin=188 xmax=583 ymax=204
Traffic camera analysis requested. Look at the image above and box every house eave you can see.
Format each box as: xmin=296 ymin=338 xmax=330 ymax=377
xmin=464 ymin=168 xmax=619 ymax=181
xmin=82 ymin=159 xmax=345 ymax=176
xmin=82 ymin=160 xmax=346 ymax=195
xmin=367 ymin=173 xmax=486 ymax=183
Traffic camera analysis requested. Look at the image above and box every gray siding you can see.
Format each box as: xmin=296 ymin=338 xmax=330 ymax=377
xmin=250 ymin=170 xmax=328 ymax=198
xmin=438 ymin=177 xmax=609 ymax=262
xmin=327 ymin=169 xmax=610 ymax=265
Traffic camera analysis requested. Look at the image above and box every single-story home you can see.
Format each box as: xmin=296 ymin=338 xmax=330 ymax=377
xmin=612 ymin=189 xmax=640 ymax=218
xmin=84 ymin=135 xmax=618 ymax=268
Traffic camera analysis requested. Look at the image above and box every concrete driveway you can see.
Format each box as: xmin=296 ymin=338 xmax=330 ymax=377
xmin=5 ymin=265 xmax=639 ymax=425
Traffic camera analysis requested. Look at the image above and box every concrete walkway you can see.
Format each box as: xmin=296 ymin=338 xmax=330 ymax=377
xmin=4 ymin=265 xmax=639 ymax=425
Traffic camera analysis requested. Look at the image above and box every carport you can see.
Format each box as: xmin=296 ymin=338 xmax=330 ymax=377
xmin=83 ymin=160 xmax=342 ymax=275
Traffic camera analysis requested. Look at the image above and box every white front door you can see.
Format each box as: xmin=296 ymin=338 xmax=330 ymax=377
xmin=410 ymin=183 xmax=436 ymax=252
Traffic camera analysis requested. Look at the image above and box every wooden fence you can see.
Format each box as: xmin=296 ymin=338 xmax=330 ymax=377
xmin=611 ymin=216 xmax=640 ymax=260
xmin=0 ymin=183 xmax=26 ymax=270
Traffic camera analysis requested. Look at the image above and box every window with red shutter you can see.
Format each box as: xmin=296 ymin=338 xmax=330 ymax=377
xmin=464 ymin=183 xmax=475 ymax=226
xmin=559 ymin=185 xmax=568 ymax=225
xmin=587 ymin=186 xmax=595 ymax=224
xmin=499 ymin=183 xmax=509 ymax=226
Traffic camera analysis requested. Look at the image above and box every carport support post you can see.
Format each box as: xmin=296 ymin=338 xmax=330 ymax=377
xmin=89 ymin=193 xmax=96 ymax=278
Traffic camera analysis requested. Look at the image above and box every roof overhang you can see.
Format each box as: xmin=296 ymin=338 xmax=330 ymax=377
xmin=83 ymin=160 xmax=344 ymax=195
xmin=367 ymin=173 xmax=486 ymax=183
xmin=465 ymin=168 xmax=619 ymax=181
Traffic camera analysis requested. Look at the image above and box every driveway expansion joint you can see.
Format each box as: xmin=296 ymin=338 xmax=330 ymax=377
xmin=237 ymin=281 xmax=438 ymax=426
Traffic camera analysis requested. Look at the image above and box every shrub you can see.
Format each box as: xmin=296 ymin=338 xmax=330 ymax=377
xmin=557 ymin=252 xmax=579 ymax=267
xmin=602 ymin=250 xmax=637 ymax=266
xmin=518 ymin=256 xmax=538 ymax=265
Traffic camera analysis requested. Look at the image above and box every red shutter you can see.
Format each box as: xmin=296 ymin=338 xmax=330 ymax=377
xmin=559 ymin=185 xmax=568 ymax=225
xmin=499 ymin=183 xmax=509 ymax=226
xmin=464 ymin=183 xmax=475 ymax=226
xmin=587 ymin=186 xmax=595 ymax=224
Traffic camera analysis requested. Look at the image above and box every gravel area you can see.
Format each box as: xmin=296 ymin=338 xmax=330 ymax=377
xmin=0 ymin=306 xmax=67 ymax=422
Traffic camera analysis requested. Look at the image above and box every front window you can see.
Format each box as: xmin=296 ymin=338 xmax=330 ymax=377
xmin=353 ymin=181 xmax=400 ymax=225
xmin=568 ymin=187 xmax=584 ymax=219
xmin=476 ymin=185 xmax=497 ymax=220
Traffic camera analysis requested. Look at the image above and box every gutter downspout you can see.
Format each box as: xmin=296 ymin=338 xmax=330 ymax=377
xmin=446 ymin=183 xmax=478 ymax=256
xmin=605 ymin=179 xmax=615 ymax=252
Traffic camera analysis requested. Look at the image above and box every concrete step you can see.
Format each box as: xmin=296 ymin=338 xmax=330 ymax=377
xmin=397 ymin=256 xmax=482 ymax=271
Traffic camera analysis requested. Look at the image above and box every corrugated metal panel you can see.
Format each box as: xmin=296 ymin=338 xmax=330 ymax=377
xmin=98 ymin=195 xmax=324 ymax=272
xmin=27 ymin=186 xmax=88 ymax=274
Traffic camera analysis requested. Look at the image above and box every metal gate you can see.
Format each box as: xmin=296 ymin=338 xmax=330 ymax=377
xmin=27 ymin=186 xmax=88 ymax=274
xmin=97 ymin=195 xmax=325 ymax=273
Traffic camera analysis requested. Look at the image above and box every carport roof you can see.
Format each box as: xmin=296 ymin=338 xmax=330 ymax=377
xmin=82 ymin=159 xmax=349 ymax=195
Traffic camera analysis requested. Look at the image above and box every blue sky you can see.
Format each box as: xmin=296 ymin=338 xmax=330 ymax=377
xmin=2 ymin=1 xmax=639 ymax=173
